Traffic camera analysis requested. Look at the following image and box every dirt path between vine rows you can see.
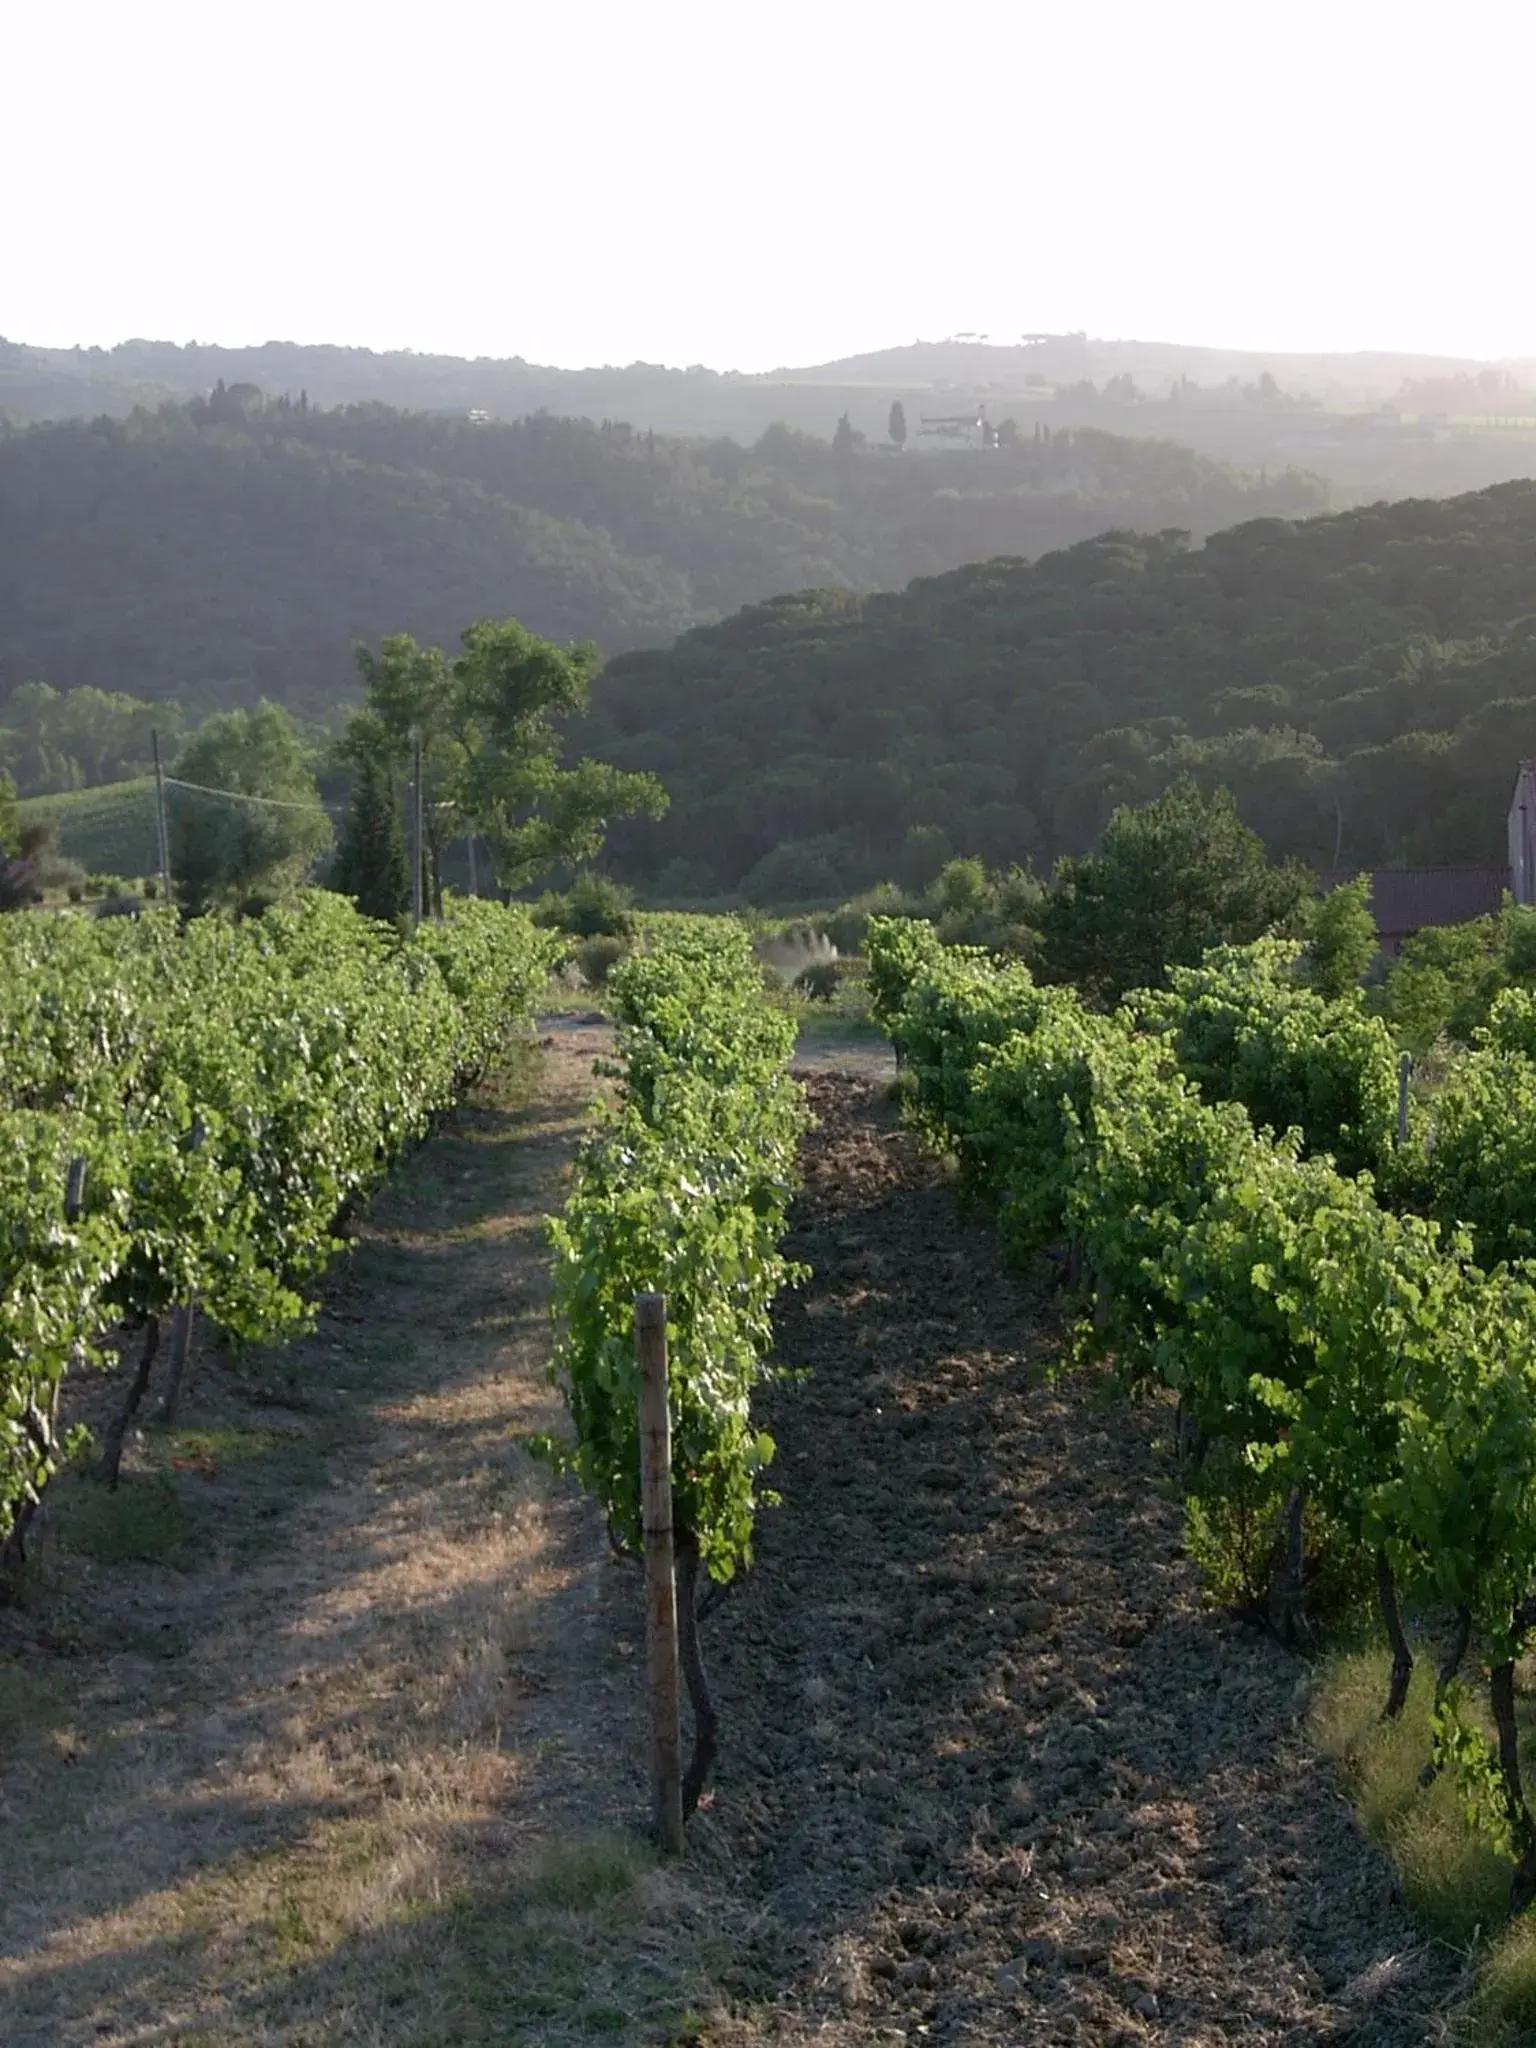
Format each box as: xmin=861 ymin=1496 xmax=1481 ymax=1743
xmin=691 ymin=1073 xmax=1461 ymax=2047
xmin=0 ymin=1020 xmax=732 ymax=2047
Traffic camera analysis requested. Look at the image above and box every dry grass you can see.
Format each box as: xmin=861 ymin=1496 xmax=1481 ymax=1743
xmin=1473 ymin=1913 xmax=1536 ymax=2041
xmin=1310 ymin=1647 xmax=1511 ymax=1950
xmin=1310 ymin=1641 xmax=1536 ymax=2041
xmin=0 ymin=1024 xmax=731 ymax=2046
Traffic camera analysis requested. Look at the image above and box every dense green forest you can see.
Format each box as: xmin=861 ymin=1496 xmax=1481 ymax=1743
xmin=0 ymin=394 xmax=1321 ymax=713
xmin=584 ymin=479 xmax=1536 ymax=900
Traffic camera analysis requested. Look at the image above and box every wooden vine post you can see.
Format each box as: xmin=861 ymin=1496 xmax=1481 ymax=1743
xmin=636 ymin=1292 xmax=684 ymax=1854
xmin=1397 ymin=1051 xmax=1412 ymax=1146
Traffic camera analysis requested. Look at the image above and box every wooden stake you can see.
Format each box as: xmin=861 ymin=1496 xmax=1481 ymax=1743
xmin=151 ymin=728 xmax=172 ymax=903
xmin=411 ymin=728 xmax=424 ymax=929
xmin=157 ymin=1297 xmax=199 ymax=1425
xmin=1397 ymin=1051 xmax=1412 ymax=1146
xmin=637 ymin=1292 xmax=684 ymax=1854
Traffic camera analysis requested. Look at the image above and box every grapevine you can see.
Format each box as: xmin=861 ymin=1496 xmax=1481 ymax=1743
xmin=0 ymin=893 xmax=559 ymax=1561
xmin=868 ymin=916 xmax=1536 ymax=1905
xmin=542 ymin=916 xmax=808 ymax=1812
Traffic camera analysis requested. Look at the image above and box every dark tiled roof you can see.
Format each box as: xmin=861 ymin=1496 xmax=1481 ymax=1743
xmin=1323 ymin=866 xmax=1509 ymax=937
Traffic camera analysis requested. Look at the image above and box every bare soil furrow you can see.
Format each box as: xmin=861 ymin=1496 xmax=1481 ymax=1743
xmin=697 ymin=1072 xmax=1455 ymax=2047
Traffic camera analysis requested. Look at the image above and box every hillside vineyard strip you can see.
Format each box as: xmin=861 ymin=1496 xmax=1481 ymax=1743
xmin=868 ymin=916 xmax=1536 ymax=1909
xmin=541 ymin=918 xmax=808 ymax=1811
xmin=0 ymin=893 xmax=560 ymax=1564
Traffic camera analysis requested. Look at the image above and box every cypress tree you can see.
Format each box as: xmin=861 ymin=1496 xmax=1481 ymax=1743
xmin=332 ymin=752 xmax=409 ymax=922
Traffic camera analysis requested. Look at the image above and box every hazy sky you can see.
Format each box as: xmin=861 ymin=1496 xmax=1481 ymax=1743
xmin=8 ymin=0 xmax=1535 ymax=370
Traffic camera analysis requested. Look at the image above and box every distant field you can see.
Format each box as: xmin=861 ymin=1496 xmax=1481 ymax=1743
xmin=18 ymin=778 xmax=161 ymax=879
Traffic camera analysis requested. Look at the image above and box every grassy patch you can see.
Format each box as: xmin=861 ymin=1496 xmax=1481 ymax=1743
xmin=165 ymin=1423 xmax=287 ymax=1471
xmin=215 ymin=1824 xmax=725 ymax=2043
xmin=1475 ymin=1914 xmax=1536 ymax=2039
xmin=1311 ymin=1647 xmax=1511 ymax=1948
xmin=1308 ymin=1643 xmax=1536 ymax=2039
xmin=517 ymin=1833 xmax=649 ymax=1910
xmin=48 ymin=1470 xmax=201 ymax=1566
xmin=0 ymin=1658 xmax=74 ymax=1753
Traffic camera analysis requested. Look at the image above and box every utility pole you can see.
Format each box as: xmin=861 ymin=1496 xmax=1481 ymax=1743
xmin=411 ymin=728 xmax=424 ymax=928
xmin=466 ymin=831 xmax=477 ymax=899
xmin=151 ymin=728 xmax=172 ymax=902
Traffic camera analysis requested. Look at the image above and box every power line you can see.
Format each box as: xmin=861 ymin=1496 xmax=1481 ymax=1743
xmin=162 ymin=775 xmax=345 ymax=817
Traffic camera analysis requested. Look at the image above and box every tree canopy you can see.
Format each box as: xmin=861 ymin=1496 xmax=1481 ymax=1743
xmin=587 ymin=480 xmax=1536 ymax=899
xmin=330 ymin=750 xmax=409 ymax=923
xmin=1036 ymin=779 xmax=1312 ymax=1004
xmin=0 ymin=396 xmax=1323 ymax=716
xmin=169 ymin=703 xmax=332 ymax=913
xmin=342 ymin=617 xmax=667 ymax=901
xmin=1304 ymin=876 xmax=1379 ymax=1000
xmin=0 ymin=680 xmax=176 ymax=794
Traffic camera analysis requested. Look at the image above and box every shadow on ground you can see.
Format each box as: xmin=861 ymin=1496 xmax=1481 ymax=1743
xmin=0 ymin=1024 xmax=722 ymax=2048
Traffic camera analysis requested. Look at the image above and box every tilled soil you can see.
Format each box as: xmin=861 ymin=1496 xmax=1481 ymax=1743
xmin=694 ymin=1074 xmax=1459 ymax=2047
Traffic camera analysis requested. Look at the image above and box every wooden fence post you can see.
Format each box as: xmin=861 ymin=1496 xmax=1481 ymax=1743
xmin=636 ymin=1292 xmax=684 ymax=1855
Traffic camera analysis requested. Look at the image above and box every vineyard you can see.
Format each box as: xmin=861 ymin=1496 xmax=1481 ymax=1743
xmin=6 ymin=899 xmax=1536 ymax=2042
xmin=869 ymin=915 xmax=1536 ymax=1916
xmin=0 ymin=892 xmax=559 ymax=1566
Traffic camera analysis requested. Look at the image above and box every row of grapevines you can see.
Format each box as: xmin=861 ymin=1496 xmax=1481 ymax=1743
xmin=1123 ymin=937 xmax=1536 ymax=1283
xmin=542 ymin=918 xmax=807 ymax=1812
xmin=1411 ymin=989 xmax=1536 ymax=1270
xmin=1130 ymin=937 xmax=1402 ymax=1181
xmin=868 ymin=916 xmax=1536 ymax=1905
xmin=0 ymin=893 xmax=560 ymax=1555
xmin=545 ymin=917 xmax=807 ymax=1579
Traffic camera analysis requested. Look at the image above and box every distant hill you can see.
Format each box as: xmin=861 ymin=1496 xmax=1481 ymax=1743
xmin=784 ymin=335 xmax=1505 ymax=400
xmin=0 ymin=394 xmax=1320 ymax=712
xmin=1 ymin=330 xmax=1514 ymax=417
xmin=8 ymin=331 xmax=1536 ymax=513
xmin=584 ymin=480 xmax=1536 ymax=901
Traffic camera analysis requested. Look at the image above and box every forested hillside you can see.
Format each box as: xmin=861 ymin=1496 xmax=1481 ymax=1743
xmin=0 ymin=395 xmax=1321 ymax=711
xmin=586 ymin=480 xmax=1536 ymax=900
xmin=11 ymin=333 xmax=1536 ymax=510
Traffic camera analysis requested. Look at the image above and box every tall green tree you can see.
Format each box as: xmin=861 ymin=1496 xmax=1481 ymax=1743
xmin=1304 ymin=874 xmax=1378 ymax=998
xmin=169 ymin=703 xmax=332 ymax=914
xmin=331 ymin=749 xmax=409 ymax=922
xmin=0 ymin=681 xmax=176 ymax=794
xmin=888 ymin=400 xmax=907 ymax=449
xmin=1039 ymin=777 xmax=1312 ymax=1004
xmin=347 ymin=636 xmax=460 ymax=915
xmin=347 ymin=617 xmax=666 ymax=896
xmin=0 ymin=771 xmax=56 ymax=912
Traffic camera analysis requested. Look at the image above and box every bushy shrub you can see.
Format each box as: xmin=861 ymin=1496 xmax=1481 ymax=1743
xmin=533 ymin=870 xmax=636 ymax=938
xmin=822 ymin=859 xmax=1043 ymax=962
xmin=794 ymin=959 xmax=843 ymax=1002
xmin=576 ymin=934 xmax=628 ymax=987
